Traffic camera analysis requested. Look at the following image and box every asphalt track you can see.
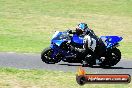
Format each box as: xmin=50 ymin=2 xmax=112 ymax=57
xmin=0 ymin=52 xmax=132 ymax=75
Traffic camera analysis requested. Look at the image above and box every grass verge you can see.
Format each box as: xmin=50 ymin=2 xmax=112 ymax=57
xmin=0 ymin=67 xmax=131 ymax=88
xmin=0 ymin=0 xmax=132 ymax=58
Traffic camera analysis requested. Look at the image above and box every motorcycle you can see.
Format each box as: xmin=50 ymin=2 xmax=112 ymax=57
xmin=41 ymin=31 xmax=123 ymax=67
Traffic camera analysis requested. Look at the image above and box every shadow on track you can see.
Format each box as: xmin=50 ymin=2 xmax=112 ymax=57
xmin=59 ymin=64 xmax=132 ymax=70
xmin=85 ymin=66 xmax=132 ymax=69
xmin=59 ymin=63 xmax=82 ymax=66
xmin=102 ymin=67 xmax=132 ymax=69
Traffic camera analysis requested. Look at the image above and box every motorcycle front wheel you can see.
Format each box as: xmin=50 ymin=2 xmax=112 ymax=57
xmin=41 ymin=47 xmax=56 ymax=64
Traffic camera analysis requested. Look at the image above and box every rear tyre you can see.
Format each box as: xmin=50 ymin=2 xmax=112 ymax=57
xmin=100 ymin=48 xmax=121 ymax=67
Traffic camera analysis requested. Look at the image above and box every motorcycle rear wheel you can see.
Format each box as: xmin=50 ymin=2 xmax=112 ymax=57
xmin=100 ymin=48 xmax=121 ymax=67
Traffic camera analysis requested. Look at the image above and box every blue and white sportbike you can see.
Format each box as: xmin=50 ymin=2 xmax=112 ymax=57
xmin=41 ymin=31 xmax=123 ymax=67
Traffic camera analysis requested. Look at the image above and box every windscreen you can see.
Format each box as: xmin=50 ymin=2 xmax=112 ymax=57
xmin=53 ymin=32 xmax=71 ymax=41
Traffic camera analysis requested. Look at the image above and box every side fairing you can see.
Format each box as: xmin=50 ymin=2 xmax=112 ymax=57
xmin=50 ymin=31 xmax=71 ymax=47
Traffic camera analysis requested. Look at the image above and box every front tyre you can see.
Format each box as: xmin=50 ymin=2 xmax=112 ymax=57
xmin=41 ymin=47 xmax=56 ymax=64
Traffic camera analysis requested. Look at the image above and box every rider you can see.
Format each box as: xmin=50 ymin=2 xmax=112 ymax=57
xmin=75 ymin=23 xmax=97 ymax=37
xmin=68 ymin=23 xmax=106 ymax=66
xmin=69 ymin=23 xmax=99 ymax=52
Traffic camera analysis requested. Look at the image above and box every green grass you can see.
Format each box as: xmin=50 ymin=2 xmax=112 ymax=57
xmin=0 ymin=67 xmax=131 ymax=88
xmin=0 ymin=0 xmax=132 ymax=58
xmin=0 ymin=1 xmax=132 ymax=88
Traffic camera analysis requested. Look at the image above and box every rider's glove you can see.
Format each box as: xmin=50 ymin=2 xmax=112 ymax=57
xmin=67 ymin=29 xmax=72 ymax=34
